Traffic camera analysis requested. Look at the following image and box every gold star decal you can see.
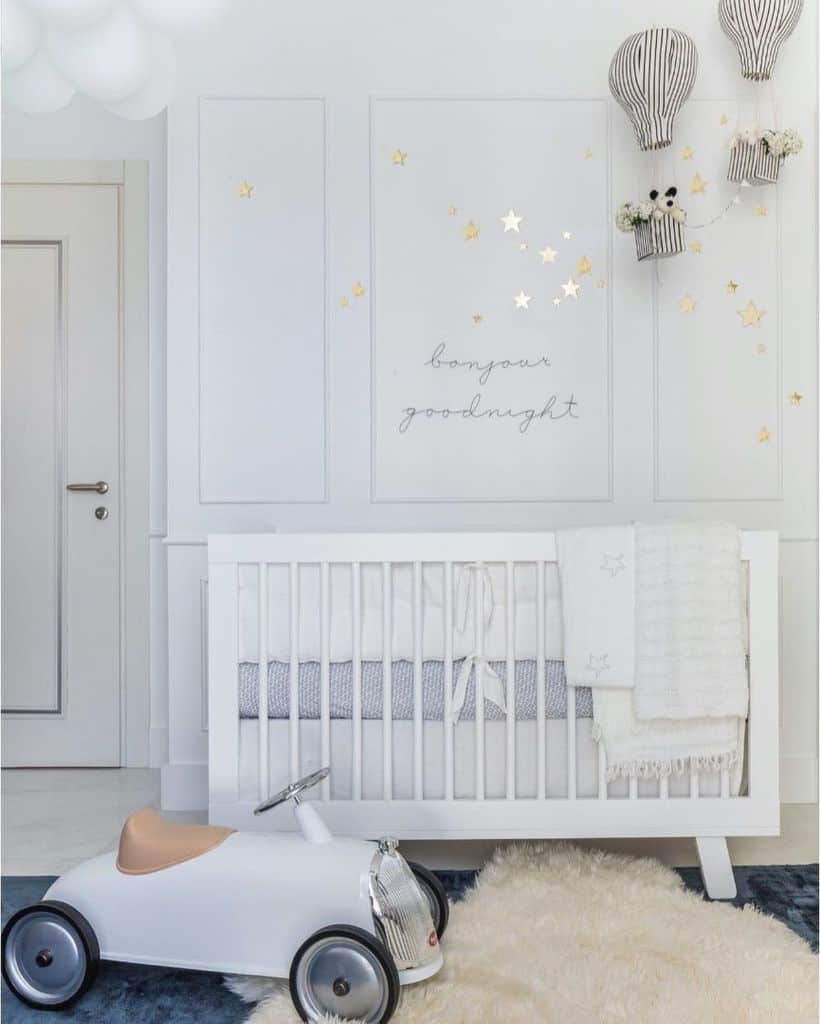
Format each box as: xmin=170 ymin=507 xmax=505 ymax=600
xmin=464 ymin=220 xmax=480 ymax=241
xmin=679 ymin=295 xmax=697 ymax=314
xmin=596 ymin=278 xmax=606 ymax=289
xmin=758 ymin=426 xmax=770 ymax=443
xmin=756 ymin=343 xmax=767 ymax=355
xmin=738 ymin=301 xmax=765 ymax=327
xmin=562 ymin=278 xmax=580 ymax=298
xmin=788 ymin=391 xmax=803 ymax=405
xmin=689 ymin=173 xmax=707 ymax=195
xmin=501 ymin=209 xmax=524 ymax=233
xmin=552 ymin=297 xmax=561 ymax=307
xmin=237 ymin=181 xmax=254 ymax=198
xmin=352 ymin=281 xmax=366 ymax=299
xmin=448 ymin=205 xmax=457 ymax=216
xmin=339 ymin=296 xmax=349 ymax=309
xmin=681 ymin=146 xmax=694 ymax=160
xmin=391 ymin=149 xmax=407 ymax=166
xmin=577 ymin=256 xmax=592 ymax=275
xmin=562 ymin=230 xmax=572 ymax=240
xmin=514 ymin=290 xmax=532 ymax=310
xmin=726 ymin=280 xmax=739 ymax=294
xmin=538 ymin=246 xmax=558 ymax=263
xmin=472 ymin=313 xmax=483 ymax=324
xmin=584 ymin=148 xmax=593 ymax=159
xmin=756 ymin=203 xmax=767 ymax=217
xmin=720 ymin=113 xmax=730 ymax=126
xmin=690 ymin=241 xmax=703 ymax=254
xmin=519 ymin=242 xmax=529 ymax=251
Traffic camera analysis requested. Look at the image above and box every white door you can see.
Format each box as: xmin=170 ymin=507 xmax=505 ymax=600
xmin=2 ymin=182 xmax=121 ymax=766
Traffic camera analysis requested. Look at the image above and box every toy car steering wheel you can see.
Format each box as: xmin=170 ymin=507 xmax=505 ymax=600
xmin=253 ymin=767 xmax=329 ymax=816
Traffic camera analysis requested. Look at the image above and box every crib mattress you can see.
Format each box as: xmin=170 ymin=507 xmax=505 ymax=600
xmin=238 ymin=659 xmax=592 ymax=721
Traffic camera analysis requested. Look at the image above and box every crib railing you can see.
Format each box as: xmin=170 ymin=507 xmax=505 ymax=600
xmin=208 ymin=531 xmax=779 ymax=841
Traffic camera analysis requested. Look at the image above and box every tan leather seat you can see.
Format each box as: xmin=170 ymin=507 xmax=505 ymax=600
xmin=116 ymin=808 xmax=235 ymax=875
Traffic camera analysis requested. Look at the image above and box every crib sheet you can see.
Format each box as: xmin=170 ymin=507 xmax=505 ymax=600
xmin=238 ymin=659 xmax=592 ymax=721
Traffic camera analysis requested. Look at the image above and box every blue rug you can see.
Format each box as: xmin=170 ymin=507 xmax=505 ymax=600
xmin=2 ymin=865 xmax=816 ymax=1022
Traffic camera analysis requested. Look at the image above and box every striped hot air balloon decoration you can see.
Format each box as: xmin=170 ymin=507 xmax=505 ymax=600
xmin=609 ymin=28 xmax=698 ymax=151
xmin=719 ymin=0 xmax=804 ymax=81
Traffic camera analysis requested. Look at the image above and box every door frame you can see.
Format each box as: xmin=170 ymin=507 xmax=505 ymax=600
xmin=2 ymin=159 xmax=150 ymax=766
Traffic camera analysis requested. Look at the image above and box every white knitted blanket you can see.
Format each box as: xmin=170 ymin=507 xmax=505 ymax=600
xmin=558 ymin=522 xmax=748 ymax=784
xmin=633 ymin=521 xmax=748 ymax=721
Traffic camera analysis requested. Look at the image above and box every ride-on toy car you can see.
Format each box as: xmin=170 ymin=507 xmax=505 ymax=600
xmin=2 ymin=768 xmax=447 ymax=1022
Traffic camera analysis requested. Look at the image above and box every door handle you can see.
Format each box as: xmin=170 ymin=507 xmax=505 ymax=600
xmin=66 ymin=481 xmax=109 ymax=495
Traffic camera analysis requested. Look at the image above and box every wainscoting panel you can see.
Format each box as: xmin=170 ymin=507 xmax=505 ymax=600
xmin=198 ymin=98 xmax=327 ymax=503
xmin=371 ymin=97 xmax=612 ymax=502
xmin=653 ymin=101 xmax=781 ymax=502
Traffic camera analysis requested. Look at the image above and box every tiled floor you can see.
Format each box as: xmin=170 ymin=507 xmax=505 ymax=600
xmin=2 ymin=768 xmax=818 ymax=875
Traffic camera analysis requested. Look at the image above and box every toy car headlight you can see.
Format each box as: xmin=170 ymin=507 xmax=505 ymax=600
xmin=368 ymin=843 xmax=438 ymax=970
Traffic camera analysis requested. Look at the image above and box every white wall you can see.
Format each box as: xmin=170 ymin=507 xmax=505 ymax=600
xmin=163 ymin=0 xmax=818 ymax=812
xmin=1 ymin=97 xmax=169 ymax=766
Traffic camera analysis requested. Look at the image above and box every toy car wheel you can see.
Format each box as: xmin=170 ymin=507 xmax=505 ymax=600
xmin=2 ymin=900 xmax=99 ymax=1010
xmin=290 ymin=924 xmax=399 ymax=1023
xmin=408 ymin=861 xmax=449 ymax=940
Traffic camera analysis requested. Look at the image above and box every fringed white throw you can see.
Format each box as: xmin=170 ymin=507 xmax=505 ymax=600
xmin=557 ymin=521 xmax=747 ymax=786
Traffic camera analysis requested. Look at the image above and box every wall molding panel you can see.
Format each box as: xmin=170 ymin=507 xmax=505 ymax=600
xmin=198 ymin=97 xmax=329 ymax=504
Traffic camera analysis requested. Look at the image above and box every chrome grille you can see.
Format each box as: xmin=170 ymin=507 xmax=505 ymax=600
xmin=369 ymin=847 xmax=439 ymax=970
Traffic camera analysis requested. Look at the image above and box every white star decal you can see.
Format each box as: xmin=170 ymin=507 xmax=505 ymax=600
xmin=562 ymin=278 xmax=580 ymax=298
xmin=514 ymin=291 xmax=532 ymax=310
xmin=500 ymin=209 xmax=523 ymax=233
xmin=586 ymin=653 xmax=611 ymax=679
xmin=538 ymin=246 xmax=558 ymax=263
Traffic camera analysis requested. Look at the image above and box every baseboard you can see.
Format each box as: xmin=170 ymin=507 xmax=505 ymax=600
xmin=780 ymin=756 xmax=818 ymax=803
xmin=149 ymin=727 xmax=169 ymax=768
xmin=161 ymin=762 xmax=208 ymax=811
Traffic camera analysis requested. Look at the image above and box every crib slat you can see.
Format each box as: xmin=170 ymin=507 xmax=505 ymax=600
xmin=536 ymin=561 xmax=546 ymax=799
xmin=690 ymin=771 xmax=700 ymax=799
xmin=597 ymin=741 xmax=608 ymax=799
xmin=320 ymin=562 xmax=330 ymax=800
xmin=208 ymin=562 xmax=239 ymax=805
xmin=473 ymin=563 xmax=485 ymax=801
xmin=720 ymin=768 xmax=730 ymax=799
xmin=351 ymin=563 xmax=362 ymax=801
xmin=412 ymin=561 xmax=424 ymax=801
xmin=257 ymin=562 xmax=269 ymax=801
xmin=629 ymin=776 xmax=638 ymax=800
xmin=659 ymin=775 xmax=669 ymax=799
xmin=567 ymin=685 xmax=577 ymax=800
xmin=505 ymin=561 xmax=516 ymax=801
xmin=288 ymin=562 xmax=300 ymax=782
xmin=443 ymin=562 xmax=454 ymax=801
xmin=382 ymin=562 xmax=393 ymax=800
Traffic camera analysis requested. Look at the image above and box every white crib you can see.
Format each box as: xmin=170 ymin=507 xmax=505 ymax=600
xmin=207 ymin=530 xmax=780 ymax=898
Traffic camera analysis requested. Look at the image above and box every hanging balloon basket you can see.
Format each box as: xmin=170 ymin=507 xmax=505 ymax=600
xmin=727 ymin=130 xmax=803 ymax=185
xmin=616 ymin=192 xmax=687 ymax=263
xmin=634 ymin=219 xmax=686 ymax=262
xmin=727 ymin=140 xmax=782 ymax=184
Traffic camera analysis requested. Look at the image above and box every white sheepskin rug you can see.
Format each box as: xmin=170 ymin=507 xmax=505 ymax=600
xmin=226 ymin=843 xmax=817 ymax=1023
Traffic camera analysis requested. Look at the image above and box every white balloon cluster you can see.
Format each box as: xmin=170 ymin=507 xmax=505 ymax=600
xmin=1 ymin=0 xmax=231 ymax=119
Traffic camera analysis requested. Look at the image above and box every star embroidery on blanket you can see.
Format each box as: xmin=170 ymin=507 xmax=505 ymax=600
xmin=600 ymin=553 xmax=626 ymax=578
xmin=586 ymin=653 xmax=611 ymax=679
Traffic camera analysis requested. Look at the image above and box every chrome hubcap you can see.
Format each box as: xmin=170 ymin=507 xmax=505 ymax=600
xmin=295 ymin=936 xmax=389 ymax=1022
xmin=4 ymin=912 xmax=87 ymax=1006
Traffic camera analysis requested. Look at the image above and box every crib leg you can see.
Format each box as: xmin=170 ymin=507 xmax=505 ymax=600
xmin=695 ymin=837 xmax=736 ymax=900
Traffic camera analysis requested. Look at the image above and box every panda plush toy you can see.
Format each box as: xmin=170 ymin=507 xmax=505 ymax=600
xmin=649 ymin=186 xmax=686 ymax=223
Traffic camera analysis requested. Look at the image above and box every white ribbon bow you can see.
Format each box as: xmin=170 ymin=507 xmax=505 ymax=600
xmin=450 ymin=563 xmax=506 ymax=724
xmin=451 ymin=654 xmax=507 ymax=724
